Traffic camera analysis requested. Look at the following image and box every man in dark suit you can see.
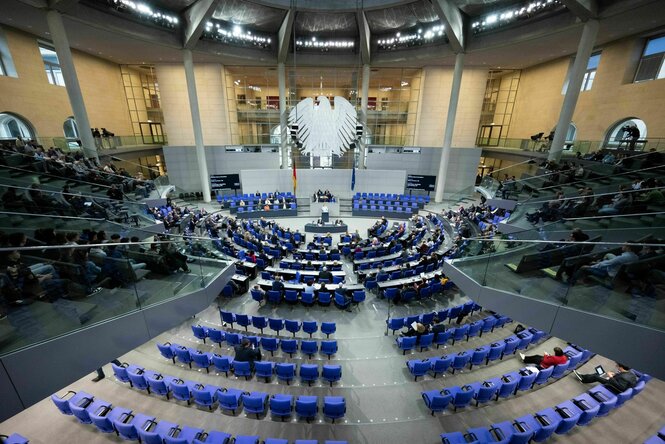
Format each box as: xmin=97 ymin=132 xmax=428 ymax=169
xmin=234 ymin=339 xmax=262 ymax=369
xmin=574 ymin=362 xmax=637 ymax=394
xmin=319 ymin=266 xmax=333 ymax=282
xmin=272 ymin=275 xmax=284 ymax=292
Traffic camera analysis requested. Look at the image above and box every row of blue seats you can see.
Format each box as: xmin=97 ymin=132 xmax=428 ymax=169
xmin=108 ymin=364 xmax=346 ymax=421
xmin=236 ymin=204 xmax=297 ymax=211
xmin=218 ymin=312 xmax=336 ymax=337
xmin=0 ymin=434 xmax=28 ymax=444
xmin=644 ymin=425 xmax=665 ymax=444
xmin=440 ymin=373 xmax=650 ymax=443
xmin=51 ymin=389 xmax=347 ymax=443
xmin=402 ymin=328 xmax=547 ymax=374
xmin=419 ymin=345 xmax=590 ymax=412
xmin=155 ymin=344 xmax=342 ymax=385
xmin=259 ymin=271 xmax=344 ymax=284
xmin=193 ymin=325 xmax=337 ymax=348
xmin=355 ymin=253 xmax=421 ymax=271
xmin=251 ymin=288 xmax=365 ymax=309
xmin=233 ymin=236 xmax=285 ymax=259
xmin=385 ymin=301 xmax=481 ymax=334
xmin=278 ymin=257 xmax=342 ymax=268
xmin=397 ymin=314 xmax=513 ymax=355
xmin=354 ymin=192 xmax=430 ymax=203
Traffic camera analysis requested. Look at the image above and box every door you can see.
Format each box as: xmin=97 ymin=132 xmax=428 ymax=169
xmin=476 ymin=124 xmax=503 ymax=146
xmin=139 ymin=122 xmax=165 ymax=144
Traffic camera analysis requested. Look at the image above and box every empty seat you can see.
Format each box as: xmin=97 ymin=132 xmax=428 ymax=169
xmin=421 ymin=389 xmax=452 ymax=415
xmin=295 ymin=396 xmax=318 ymax=423
xmin=242 ymin=391 xmax=268 ymax=418
xmin=269 ymin=394 xmax=293 ymax=421
xmin=276 ymin=363 xmax=296 ymax=385
xmin=321 ymin=365 xmax=342 ymax=387
xmin=323 ymin=396 xmax=346 ymax=423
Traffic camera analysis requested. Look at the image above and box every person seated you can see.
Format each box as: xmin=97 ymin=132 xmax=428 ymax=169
xmin=319 ymin=266 xmax=333 ymax=282
xmin=570 ymin=243 xmax=640 ymax=285
xmin=246 ymin=250 xmax=257 ymax=263
xmin=573 ymin=362 xmax=637 ymax=394
xmin=271 ymin=275 xmax=284 ymax=292
xmin=252 ymin=284 xmax=266 ymax=302
xmin=234 ymin=338 xmax=262 ymax=370
xmin=400 ymin=322 xmax=429 ymax=343
xmin=430 ymin=317 xmax=447 ymax=334
xmin=520 ymin=347 xmax=568 ymax=369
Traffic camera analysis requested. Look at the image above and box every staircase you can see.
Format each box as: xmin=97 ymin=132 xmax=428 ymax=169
xmin=339 ymin=198 xmax=353 ymax=216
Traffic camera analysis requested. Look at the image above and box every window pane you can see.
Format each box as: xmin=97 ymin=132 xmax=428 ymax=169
xmin=644 ymin=35 xmax=665 ymax=56
xmin=634 ymin=55 xmax=663 ymax=82
xmin=658 ymin=59 xmax=665 ymax=80
xmin=587 ymin=53 xmax=601 ymax=69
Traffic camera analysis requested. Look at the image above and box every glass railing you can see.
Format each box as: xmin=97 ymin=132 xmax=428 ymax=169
xmin=481 ymin=137 xmax=665 ymax=156
xmin=0 ymin=236 xmax=232 ymax=357
xmin=448 ymin=209 xmax=665 ymax=331
xmin=35 ymin=135 xmax=167 ymax=152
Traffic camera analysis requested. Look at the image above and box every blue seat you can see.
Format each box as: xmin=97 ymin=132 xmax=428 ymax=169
xmin=207 ymin=328 xmax=224 ymax=346
xmin=451 ymin=324 xmax=469 ymax=345
xmin=225 ymin=333 xmax=241 ymax=347
xmin=164 ymin=426 xmax=204 ymax=444
xmin=321 ymin=322 xmax=336 ymax=337
xmin=572 ymin=393 xmax=601 ymax=426
xmin=281 ymin=339 xmax=298 ymax=357
xmin=269 ymin=394 xmax=293 ymax=421
xmin=615 ymin=388 xmax=633 ymax=407
xmin=550 ymin=361 xmax=570 ymax=379
xmin=407 ymin=359 xmax=431 ymax=381
xmin=89 ymin=405 xmax=132 ymax=434
xmin=321 ymin=365 xmax=342 ymax=387
xmin=531 ymin=365 xmax=554 ymax=388
xmin=212 ymin=354 xmax=233 ymax=377
xmin=495 ymin=375 xmax=520 ymax=400
xmin=285 ymin=319 xmax=302 ymax=337
xmin=301 ymin=340 xmax=318 ymax=358
xmin=174 ymin=346 xmax=193 ymax=368
xmin=190 ymin=350 xmax=212 ymax=373
xmin=276 ymin=363 xmax=296 ymax=385
xmin=1 ymin=433 xmax=30 ymax=444
xmin=146 ymin=373 xmax=172 ymax=399
xmin=220 ymin=310 xmax=235 ymax=328
xmin=127 ymin=370 xmax=151 ymax=393
xmin=417 ymin=333 xmax=434 ymax=351
xmin=284 ymin=290 xmax=299 ymax=304
xmin=469 ymin=346 xmax=489 ymax=369
xmin=217 ymin=388 xmax=243 ymax=415
xmin=387 ymin=318 xmax=404 ymax=334
xmin=301 ymin=292 xmax=315 ymax=305
xmin=192 ymin=384 xmax=219 ymax=410
xmin=233 ymin=361 xmax=252 ymax=380
xmin=138 ymin=419 xmax=178 ymax=444
xmin=384 ymin=287 xmax=399 ymax=301
xmin=191 ymin=325 xmax=208 ymax=343
xmin=157 ymin=342 xmax=176 ymax=364
xmin=515 ymin=368 xmax=538 ymax=393
xmin=465 ymin=426 xmax=510 ymax=444
xmin=250 ymin=316 xmax=267 ymax=334
xmin=300 ymin=364 xmax=319 ymax=386
xmin=268 ymin=318 xmax=284 ymax=335
xmin=588 ymin=385 xmax=618 ymax=416
xmin=502 ymin=337 xmax=519 ymax=357
xmin=421 ymin=389 xmax=452 ymax=415
xmin=434 ymin=330 xmax=453 ymax=349
xmin=250 ymin=289 xmax=264 ymax=305
xmin=430 ymin=355 xmax=453 ymax=377
xmin=111 ymin=362 xmax=132 ymax=385
xmin=323 ymin=396 xmax=346 ymax=423
xmin=254 ymin=361 xmax=275 ymax=382
xmin=260 ymin=337 xmax=279 ymax=356
xmin=472 ymin=381 xmax=499 ymax=406
xmin=320 ymin=340 xmax=338 ymax=359
xmin=318 ymin=291 xmax=332 ymax=306
xmin=451 ymin=350 xmax=472 ymax=374
xmin=70 ymin=397 xmax=111 ymax=424
xmin=267 ymin=290 xmax=282 ymax=305
xmin=516 ymin=331 xmax=534 ymax=350
xmin=169 ymin=379 xmax=193 ymax=404
xmin=295 ymin=395 xmax=318 ymax=423
xmin=491 ymin=420 xmax=533 ymax=444
xmin=467 ymin=320 xmax=483 ymax=339
xmin=396 ymin=336 xmax=417 ymax=355
xmin=449 ymin=385 xmax=475 ymax=411
xmin=113 ymin=412 xmax=155 ymax=441
xmin=352 ymin=290 xmax=366 ymax=305
xmin=235 ymin=314 xmax=251 ymax=331
xmin=243 ymin=391 xmax=268 ymax=418
xmin=234 ymin=436 xmax=260 ymax=444
xmin=553 ymin=401 xmax=582 ymax=434
xmin=486 ymin=342 xmax=506 ymax=364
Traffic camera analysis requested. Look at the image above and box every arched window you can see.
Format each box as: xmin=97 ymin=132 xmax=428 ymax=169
xmin=605 ymin=118 xmax=647 ymax=148
xmin=270 ymin=124 xmax=281 ymax=144
xmin=565 ymin=123 xmax=577 ymax=143
xmin=0 ymin=112 xmax=35 ymax=140
xmin=63 ymin=117 xmax=79 ymax=140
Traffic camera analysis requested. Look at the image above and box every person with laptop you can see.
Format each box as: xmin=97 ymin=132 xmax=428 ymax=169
xmin=520 ymin=347 xmax=568 ymax=369
xmin=573 ymin=362 xmax=638 ymax=393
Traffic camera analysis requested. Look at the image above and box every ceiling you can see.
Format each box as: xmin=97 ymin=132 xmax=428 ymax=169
xmin=1 ymin=0 xmax=665 ymax=69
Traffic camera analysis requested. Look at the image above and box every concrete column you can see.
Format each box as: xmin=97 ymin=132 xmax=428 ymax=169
xmin=359 ymin=64 xmax=370 ymax=168
xmin=278 ymin=62 xmax=289 ymax=168
xmin=45 ymin=10 xmax=97 ymax=160
xmin=183 ymin=49 xmax=211 ymax=202
xmin=549 ymin=19 xmax=599 ymax=161
xmin=434 ymin=52 xmax=464 ymax=203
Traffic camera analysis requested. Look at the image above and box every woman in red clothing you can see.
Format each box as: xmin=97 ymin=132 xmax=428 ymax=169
xmin=520 ymin=347 xmax=568 ymax=369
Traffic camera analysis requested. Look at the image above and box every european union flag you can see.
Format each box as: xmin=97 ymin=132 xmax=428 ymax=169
xmin=351 ymin=164 xmax=356 ymax=191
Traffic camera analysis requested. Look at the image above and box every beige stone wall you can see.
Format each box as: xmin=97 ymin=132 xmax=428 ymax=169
xmin=508 ymin=35 xmax=665 ymax=141
xmin=414 ymin=66 xmax=487 ymax=148
xmin=0 ymin=26 xmax=131 ymax=139
xmin=158 ymin=63 xmax=235 ymax=146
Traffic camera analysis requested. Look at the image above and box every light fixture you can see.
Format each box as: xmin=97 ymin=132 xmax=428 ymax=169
xmin=295 ymin=36 xmax=355 ymax=51
xmin=110 ymin=0 xmax=179 ymax=28
xmin=472 ymin=0 xmax=563 ymax=34
xmin=376 ymin=23 xmax=446 ymax=50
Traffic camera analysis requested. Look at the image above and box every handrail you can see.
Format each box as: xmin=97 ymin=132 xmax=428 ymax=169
xmin=536 ymin=163 xmax=664 ymax=193
xmin=0 ymin=162 xmax=112 ymax=190
xmin=518 ymin=185 xmax=665 ymax=206
xmin=562 ymin=209 xmax=665 ymax=222
xmin=0 ymin=183 xmax=150 ymax=207
xmin=0 ymin=210 xmax=106 ymax=222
